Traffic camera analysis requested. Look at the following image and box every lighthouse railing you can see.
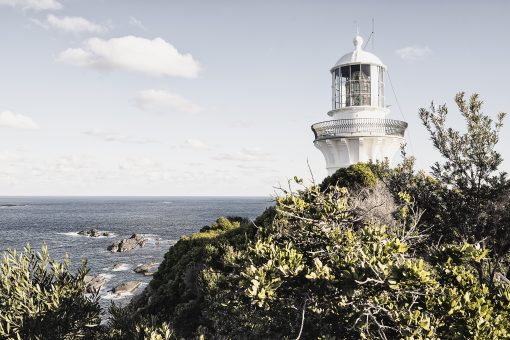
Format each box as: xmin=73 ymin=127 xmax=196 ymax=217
xmin=311 ymin=118 xmax=407 ymax=140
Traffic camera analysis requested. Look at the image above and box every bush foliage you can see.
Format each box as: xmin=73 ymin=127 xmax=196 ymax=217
xmin=0 ymin=244 xmax=101 ymax=339
xmin=320 ymin=162 xmax=377 ymax=191
xmin=3 ymin=92 xmax=510 ymax=339
xmin=119 ymin=175 xmax=510 ymax=339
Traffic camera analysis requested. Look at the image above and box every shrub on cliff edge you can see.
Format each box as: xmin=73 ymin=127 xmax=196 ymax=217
xmin=0 ymin=244 xmax=101 ymax=339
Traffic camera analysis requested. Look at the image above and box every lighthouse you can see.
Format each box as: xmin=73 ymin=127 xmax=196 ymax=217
xmin=312 ymin=35 xmax=407 ymax=175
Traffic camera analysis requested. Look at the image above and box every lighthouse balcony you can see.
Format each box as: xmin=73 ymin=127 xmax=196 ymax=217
xmin=311 ymin=118 xmax=407 ymax=141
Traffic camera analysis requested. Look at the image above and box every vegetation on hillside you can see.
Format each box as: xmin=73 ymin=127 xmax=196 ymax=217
xmin=0 ymin=245 xmax=101 ymax=339
xmin=1 ymin=92 xmax=510 ymax=339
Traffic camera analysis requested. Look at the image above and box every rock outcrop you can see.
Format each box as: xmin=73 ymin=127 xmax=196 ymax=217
xmin=84 ymin=274 xmax=106 ymax=293
xmin=78 ymin=228 xmax=111 ymax=237
xmin=112 ymin=281 xmax=141 ymax=295
xmin=107 ymin=234 xmax=146 ymax=252
xmin=134 ymin=262 xmax=159 ymax=276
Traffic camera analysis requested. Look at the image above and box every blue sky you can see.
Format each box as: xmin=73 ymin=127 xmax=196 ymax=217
xmin=1 ymin=0 xmax=509 ymax=196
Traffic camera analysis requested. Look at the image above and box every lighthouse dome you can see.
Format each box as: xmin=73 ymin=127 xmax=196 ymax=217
xmin=333 ymin=35 xmax=385 ymax=68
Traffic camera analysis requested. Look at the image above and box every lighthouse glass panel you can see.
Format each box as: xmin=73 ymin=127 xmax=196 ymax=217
xmin=335 ymin=64 xmax=371 ymax=108
xmin=332 ymin=68 xmax=341 ymax=109
xmin=378 ymin=66 xmax=384 ymax=107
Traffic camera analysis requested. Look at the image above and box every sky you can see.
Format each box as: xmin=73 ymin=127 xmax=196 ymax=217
xmin=1 ymin=0 xmax=509 ymax=196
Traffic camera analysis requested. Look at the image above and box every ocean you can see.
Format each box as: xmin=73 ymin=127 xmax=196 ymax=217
xmin=0 ymin=196 xmax=272 ymax=309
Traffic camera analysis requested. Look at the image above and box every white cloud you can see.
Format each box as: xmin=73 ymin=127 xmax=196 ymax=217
xmin=214 ymin=148 xmax=271 ymax=162
xmin=182 ymin=138 xmax=209 ymax=150
xmin=58 ymin=36 xmax=200 ymax=78
xmin=46 ymin=14 xmax=106 ymax=33
xmin=118 ymin=157 xmax=162 ymax=171
xmin=0 ymin=0 xmax=61 ymax=10
xmin=129 ymin=16 xmax=146 ymax=30
xmin=236 ymin=163 xmax=277 ymax=173
xmin=28 ymin=17 xmax=48 ymax=29
xmin=117 ymin=157 xmax=174 ymax=182
xmin=52 ymin=155 xmax=95 ymax=173
xmin=83 ymin=129 xmax=157 ymax=144
xmin=136 ymin=89 xmax=204 ymax=114
xmin=0 ymin=111 xmax=39 ymax=129
xmin=395 ymin=46 xmax=432 ymax=62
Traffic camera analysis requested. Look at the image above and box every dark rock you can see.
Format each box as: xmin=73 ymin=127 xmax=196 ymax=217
xmin=84 ymin=275 xmax=106 ymax=293
xmin=78 ymin=228 xmax=111 ymax=237
xmin=108 ymin=234 xmax=146 ymax=252
xmin=112 ymin=281 xmax=141 ymax=294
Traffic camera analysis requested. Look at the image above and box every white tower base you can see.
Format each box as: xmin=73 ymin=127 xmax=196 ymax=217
xmin=314 ymin=136 xmax=404 ymax=175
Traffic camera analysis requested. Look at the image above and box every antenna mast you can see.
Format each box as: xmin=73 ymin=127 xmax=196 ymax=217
xmin=371 ymin=18 xmax=375 ymax=50
xmin=363 ymin=18 xmax=375 ymax=50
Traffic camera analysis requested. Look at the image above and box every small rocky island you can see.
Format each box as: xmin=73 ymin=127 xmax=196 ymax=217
xmin=107 ymin=234 xmax=146 ymax=252
xmin=78 ymin=228 xmax=112 ymax=237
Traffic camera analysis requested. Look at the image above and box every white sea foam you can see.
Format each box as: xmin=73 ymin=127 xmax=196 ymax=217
xmin=142 ymin=234 xmax=175 ymax=245
xmin=102 ymin=292 xmax=129 ymax=300
xmin=100 ymin=273 xmax=114 ymax=281
xmin=58 ymin=231 xmax=117 ymax=238
xmin=112 ymin=263 xmax=131 ymax=271
xmin=101 ymin=233 xmax=117 ymax=238
xmin=58 ymin=232 xmax=82 ymax=237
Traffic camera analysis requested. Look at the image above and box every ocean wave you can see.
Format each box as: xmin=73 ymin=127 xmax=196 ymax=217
xmin=144 ymin=237 xmax=175 ymax=247
xmin=58 ymin=231 xmax=117 ymax=238
xmin=100 ymin=273 xmax=114 ymax=281
xmin=58 ymin=232 xmax=83 ymax=237
xmin=102 ymin=292 xmax=130 ymax=300
xmin=142 ymin=233 xmax=175 ymax=242
xmin=142 ymin=233 xmax=160 ymax=238
xmin=111 ymin=263 xmax=131 ymax=271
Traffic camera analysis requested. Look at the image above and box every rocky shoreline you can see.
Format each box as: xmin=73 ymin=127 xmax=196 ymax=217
xmin=77 ymin=232 xmax=160 ymax=300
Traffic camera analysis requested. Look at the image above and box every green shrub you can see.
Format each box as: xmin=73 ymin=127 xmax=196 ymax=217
xmin=0 ymin=244 xmax=101 ymax=339
xmin=320 ymin=162 xmax=378 ymax=191
xmin=201 ymin=182 xmax=510 ymax=339
xmin=114 ymin=178 xmax=510 ymax=339
xmin=102 ymin=304 xmax=173 ymax=340
xmin=122 ymin=216 xmax=256 ymax=338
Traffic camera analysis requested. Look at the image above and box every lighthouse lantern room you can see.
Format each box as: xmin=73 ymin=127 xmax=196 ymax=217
xmin=312 ymin=35 xmax=407 ymax=175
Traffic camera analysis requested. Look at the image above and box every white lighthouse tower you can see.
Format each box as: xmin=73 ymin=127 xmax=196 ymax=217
xmin=312 ymin=35 xmax=407 ymax=175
